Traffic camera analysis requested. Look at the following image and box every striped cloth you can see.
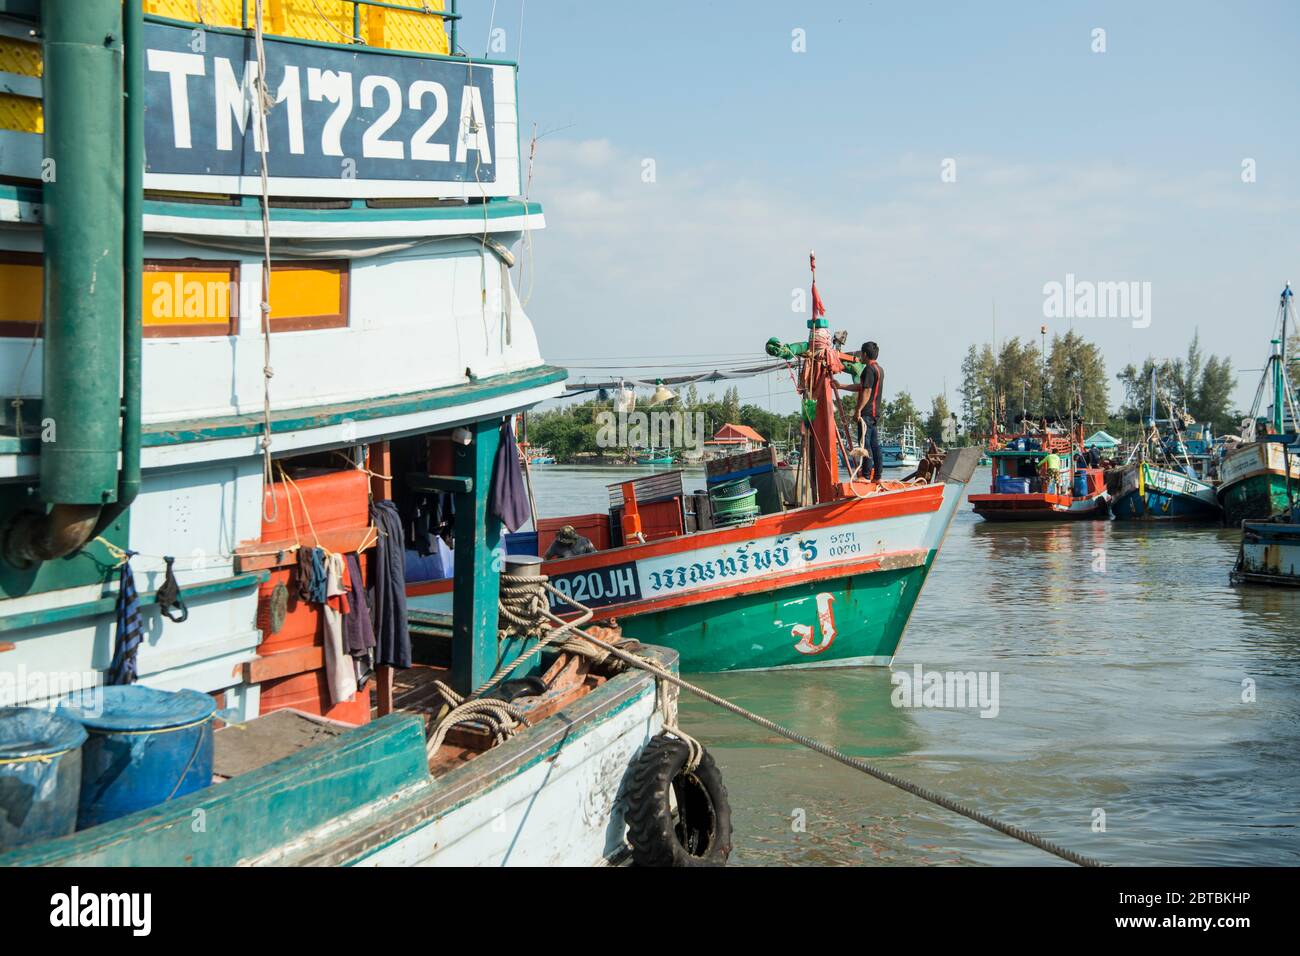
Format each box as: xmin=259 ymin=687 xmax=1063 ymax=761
xmin=107 ymin=554 xmax=143 ymax=686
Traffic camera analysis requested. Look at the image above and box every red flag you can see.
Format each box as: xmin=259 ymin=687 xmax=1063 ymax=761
xmin=809 ymin=251 xmax=825 ymax=317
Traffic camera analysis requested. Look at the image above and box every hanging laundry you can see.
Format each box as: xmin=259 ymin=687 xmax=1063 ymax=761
xmin=491 ymin=418 xmax=531 ymax=533
xmin=321 ymin=552 xmax=358 ymax=705
xmin=296 ymin=546 xmax=327 ymax=604
xmin=107 ymin=553 xmax=143 ymax=686
xmin=369 ymin=500 xmax=411 ymax=669
xmin=342 ymin=552 xmax=375 ymax=658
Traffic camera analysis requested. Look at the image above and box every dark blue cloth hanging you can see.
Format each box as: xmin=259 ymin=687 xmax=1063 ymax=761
xmin=491 ymin=419 xmax=531 ymax=533
xmin=369 ymin=501 xmax=411 ymax=669
xmin=107 ymin=554 xmax=143 ymax=686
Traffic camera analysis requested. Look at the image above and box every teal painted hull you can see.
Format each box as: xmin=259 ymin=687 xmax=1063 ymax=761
xmin=617 ymin=555 xmax=935 ymax=672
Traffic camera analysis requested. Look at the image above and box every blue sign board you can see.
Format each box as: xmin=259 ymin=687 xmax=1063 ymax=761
xmin=142 ymin=21 xmax=511 ymax=196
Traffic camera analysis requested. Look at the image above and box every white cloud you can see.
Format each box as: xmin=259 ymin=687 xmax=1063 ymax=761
xmin=519 ymin=138 xmax=1298 ymax=414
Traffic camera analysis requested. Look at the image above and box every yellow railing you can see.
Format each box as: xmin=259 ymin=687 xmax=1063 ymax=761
xmin=0 ymin=1 xmax=451 ymax=135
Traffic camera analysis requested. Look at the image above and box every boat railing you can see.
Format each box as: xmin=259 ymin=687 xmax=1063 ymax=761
xmin=235 ymin=0 xmax=462 ymax=44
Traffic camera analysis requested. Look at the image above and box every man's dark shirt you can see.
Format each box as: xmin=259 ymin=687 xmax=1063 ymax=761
xmin=856 ymin=360 xmax=884 ymax=423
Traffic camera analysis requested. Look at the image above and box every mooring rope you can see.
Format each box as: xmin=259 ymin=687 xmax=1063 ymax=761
xmin=495 ymin=572 xmax=1103 ymax=868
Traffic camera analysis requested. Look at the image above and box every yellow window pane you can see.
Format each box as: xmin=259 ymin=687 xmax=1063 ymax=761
xmin=268 ymin=261 xmax=348 ymax=331
xmin=143 ymin=260 xmax=239 ymax=336
xmin=0 ymin=256 xmax=42 ymax=335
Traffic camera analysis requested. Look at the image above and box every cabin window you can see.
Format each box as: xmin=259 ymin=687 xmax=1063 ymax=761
xmin=144 ymin=259 xmax=240 ymax=337
xmin=0 ymin=251 xmax=42 ymax=337
xmin=266 ymin=260 xmax=350 ymax=332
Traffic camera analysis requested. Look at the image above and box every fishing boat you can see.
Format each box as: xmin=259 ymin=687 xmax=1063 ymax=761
xmin=0 ymin=1 xmax=724 ymax=868
xmin=880 ymin=421 xmax=923 ymax=470
xmin=1217 ymin=285 xmax=1300 ymax=525
xmin=635 ymin=449 xmax=675 ymax=465
xmin=1108 ymin=371 xmax=1222 ymax=521
xmin=968 ymin=426 xmax=1109 ymax=521
xmin=409 ymin=257 xmax=981 ymax=672
xmin=1231 ymin=465 xmax=1300 ymax=586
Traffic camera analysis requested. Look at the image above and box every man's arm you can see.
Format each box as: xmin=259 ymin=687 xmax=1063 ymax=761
xmin=833 ymin=380 xmax=865 ymax=393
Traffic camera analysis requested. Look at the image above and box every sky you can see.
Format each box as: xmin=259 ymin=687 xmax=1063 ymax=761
xmin=457 ymin=0 xmax=1300 ymax=418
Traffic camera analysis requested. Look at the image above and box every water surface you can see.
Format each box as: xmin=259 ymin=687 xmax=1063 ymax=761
xmin=529 ymin=464 xmax=1300 ymax=865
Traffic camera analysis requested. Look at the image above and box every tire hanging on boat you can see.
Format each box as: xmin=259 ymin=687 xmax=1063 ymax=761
xmin=625 ymin=733 xmax=732 ymax=867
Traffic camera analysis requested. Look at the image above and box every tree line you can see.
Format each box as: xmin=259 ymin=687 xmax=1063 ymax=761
xmin=958 ymin=330 xmax=1238 ymax=440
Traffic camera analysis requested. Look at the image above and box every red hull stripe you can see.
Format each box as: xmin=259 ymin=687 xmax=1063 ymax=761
xmin=548 ymin=482 xmax=941 ymax=574
xmin=407 ymin=485 xmax=943 ymax=601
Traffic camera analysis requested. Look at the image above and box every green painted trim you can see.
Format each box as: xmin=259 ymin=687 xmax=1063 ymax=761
xmin=144 ymin=14 xmax=519 ymax=67
xmin=1 ymin=365 xmax=566 ymax=458
xmin=142 ymin=364 xmax=566 ymax=449
xmin=0 ymin=570 xmax=269 ymax=634
xmin=144 ymin=195 xmax=542 ymax=224
xmin=451 ymin=417 xmax=502 ymax=693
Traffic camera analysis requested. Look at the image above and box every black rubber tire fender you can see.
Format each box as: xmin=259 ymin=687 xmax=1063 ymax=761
xmin=625 ymin=733 xmax=732 ymax=867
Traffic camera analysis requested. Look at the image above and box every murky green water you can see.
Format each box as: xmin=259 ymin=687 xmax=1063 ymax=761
xmin=530 ymin=464 xmax=1300 ymax=866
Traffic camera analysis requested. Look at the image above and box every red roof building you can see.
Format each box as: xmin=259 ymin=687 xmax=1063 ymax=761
xmin=703 ymin=423 xmax=766 ymax=458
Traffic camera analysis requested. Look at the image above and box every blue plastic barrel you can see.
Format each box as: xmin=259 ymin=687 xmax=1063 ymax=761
xmin=1073 ymin=470 xmax=1089 ymax=497
xmin=56 ymin=686 xmax=215 ymax=830
xmin=0 ymin=707 xmax=87 ymax=850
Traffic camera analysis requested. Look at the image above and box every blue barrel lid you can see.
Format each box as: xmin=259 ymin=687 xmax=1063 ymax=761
xmin=56 ymin=686 xmax=216 ymax=733
xmin=0 ymin=706 xmax=88 ymax=759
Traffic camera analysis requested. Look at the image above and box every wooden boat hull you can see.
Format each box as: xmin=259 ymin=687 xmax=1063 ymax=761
xmin=1217 ymin=442 xmax=1300 ymax=524
xmin=0 ymin=652 xmax=671 ymax=867
xmin=411 ymin=468 xmax=974 ymax=672
xmin=968 ymin=491 xmax=1109 ymax=522
xmin=1110 ymin=463 xmax=1220 ymax=521
xmin=1231 ymin=519 xmax=1300 ymax=586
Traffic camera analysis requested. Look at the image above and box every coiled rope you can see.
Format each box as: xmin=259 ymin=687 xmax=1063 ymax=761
xmin=487 ymin=572 xmax=1103 ymax=868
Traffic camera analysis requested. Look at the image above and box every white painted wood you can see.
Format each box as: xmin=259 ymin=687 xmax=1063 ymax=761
xmin=339 ymin=692 xmax=660 ymax=867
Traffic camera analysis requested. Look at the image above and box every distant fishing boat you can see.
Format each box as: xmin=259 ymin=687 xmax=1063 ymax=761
xmin=969 ymin=426 xmax=1109 ymax=521
xmin=1217 ymin=285 xmax=1300 ymax=524
xmin=1110 ymin=462 xmax=1220 ymax=520
xmin=636 ymin=449 xmax=675 ymax=465
xmin=1109 ymin=369 xmax=1222 ymax=521
xmin=880 ymin=421 xmax=923 ymax=470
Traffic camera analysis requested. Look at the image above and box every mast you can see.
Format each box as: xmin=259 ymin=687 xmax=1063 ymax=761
xmin=1278 ymin=283 xmax=1292 ymax=434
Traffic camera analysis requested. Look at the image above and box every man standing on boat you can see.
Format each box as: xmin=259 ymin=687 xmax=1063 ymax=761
xmin=833 ymin=342 xmax=885 ymax=482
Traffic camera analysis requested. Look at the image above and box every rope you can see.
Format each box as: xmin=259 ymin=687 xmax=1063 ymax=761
xmin=535 ymin=577 xmax=1104 ymax=868
xmin=425 ymin=679 xmax=530 ymax=758
xmin=254 ymin=1 xmax=278 ymax=524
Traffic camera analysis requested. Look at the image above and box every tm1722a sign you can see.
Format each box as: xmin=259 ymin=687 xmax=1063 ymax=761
xmin=142 ymin=21 xmax=519 ymax=198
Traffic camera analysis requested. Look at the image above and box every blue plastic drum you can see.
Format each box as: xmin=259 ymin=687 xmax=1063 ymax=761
xmin=0 ymin=707 xmax=87 ymax=850
xmin=56 ymin=686 xmax=216 ymax=830
xmin=1073 ymin=470 xmax=1089 ymax=497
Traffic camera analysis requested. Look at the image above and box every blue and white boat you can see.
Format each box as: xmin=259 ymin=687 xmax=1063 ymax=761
xmin=1109 ymin=371 xmax=1222 ymax=521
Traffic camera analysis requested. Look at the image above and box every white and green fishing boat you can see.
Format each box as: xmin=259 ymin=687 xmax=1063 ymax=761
xmin=0 ymin=0 xmax=730 ymax=868
xmin=1217 ymin=285 xmax=1300 ymax=525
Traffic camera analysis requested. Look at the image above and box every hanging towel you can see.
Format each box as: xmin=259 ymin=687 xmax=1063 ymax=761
xmin=491 ymin=419 xmax=531 ymax=533
xmin=107 ymin=554 xmax=143 ymax=686
xmin=321 ymin=551 xmax=358 ymax=705
xmin=369 ymin=500 xmax=411 ymax=669
xmin=343 ymin=552 xmax=375 ymax=657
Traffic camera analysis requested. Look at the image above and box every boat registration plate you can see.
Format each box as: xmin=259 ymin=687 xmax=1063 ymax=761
xmin=547 ymin=562 xmax=643 ymax=610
